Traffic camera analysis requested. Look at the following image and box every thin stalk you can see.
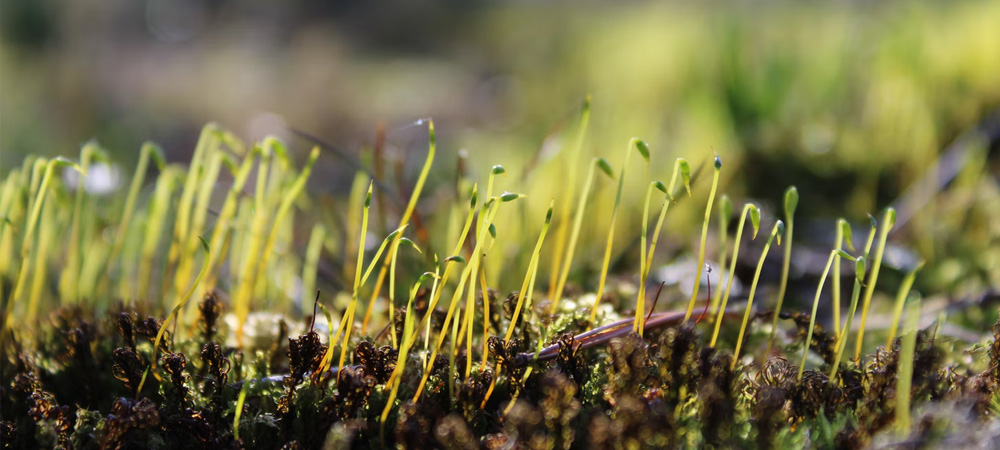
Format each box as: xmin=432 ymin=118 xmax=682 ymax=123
xmin=389 ymin=237 xmax=421 ymax=348
xmin=685 ymin=156 xmax=722 ymax=320
xmin=830 ymin=256 xmax=867 ymax=384
xmin=798 ymin=249 xmax=855 ymax=381
xmin=711 ymin=195 xmax=734 ymax=312
xmin=248 ymin=148 xmax=319 ymax=310
xmin=4 ymin=158 xmax=82 ymax=334
xmin=203 ymin=148 xmax=260 ymax=290
xmin=168 ymin=124 xmax=217 ymax=291
xmin=895 ymin=297 xmax=921 ymax=434
xmin=636 ymin=181 xmax=666 ymax=334
xmin=554 ymin=157 xmax=613 ymax=318
xmin=420 ymin=185 xmax=478 ymax=358
xmin=136 ymin=237 xmax=211 ymax=395
xmin=139 ymin=167 xmax=182 ymax=300
xmin=302 ymin=224 xmax=327 ymax=316
xmin=379 ymin=274 xmax=435 ymax=438
xmin=886 ymin=262 xmax=924 ymax=346
xmin=547 ymin=96 xmax=591 ymax=304
xmin=592 ymin=138 xmax=650 ymax=326
xmin=832 ymin=218 xmax=851 ymax=338
xmin=333 ymin=223 xmax=407 ymax=374
xmin=731 ymin=220 xmax=782 ymax=370
xmin=480 ymin=203 xmax=554 ymax=407
xmin=854 ymin=207 xmax=896 ymax=359
xmin=27 ymin=200 xmax=56 ymax=322
xmin=60 ymin=142 xmax=108 ymax=302
xmin=765 ymin=186 xmax=797 ymax=353
xmin=361 ymin=120 xmax=436 ymax=334
xmin=710 ymin=203 xmax=759 ymax=348
xmin=413 ymin=196 xmax=512 ymax=402
xmin=640 ymin=158 xmax=692 ymax=309
xmin=234 ymin=141 xmax=273 ymax=346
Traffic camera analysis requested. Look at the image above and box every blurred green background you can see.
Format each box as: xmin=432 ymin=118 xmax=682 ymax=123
xmin=3 ymin=0 xmax=1000 ymax=308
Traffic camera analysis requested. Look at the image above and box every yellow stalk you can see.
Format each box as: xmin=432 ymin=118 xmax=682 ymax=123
xmin=710 ymin=195 xmax=733 ymax=313
xmin=830 ymin=256 xmax=867 ymax=384
xmin=203 ymin=149 xmax=259 ymax=290
xmin=854 ymin=207 xmax=896 ymax=359
xmin=766 ymin=186 xmax=797 ymax=351
xmin=592 ymin=138 xmax=650 ymax=326
xmin=413 ymin=197 xmax=510 ymax=402
xmin=636 ymin=158 xmax=691 ymax=334
xmin=4 ymin=158 xmax=82 ymax=335
xmin=886 ymin=262 xmax=924 ymax=346
xmin=361 ymin=120 xmax=436 ymax=333
xmin=60 ymin=142 xmax=109 ymax=302
xmin=798 ymin=248 xmax=853 ymax=381
xmin=136 ymin=237 xmax=211 ymax=395
xmin=710 ymin=203 xmax=759 ymax=348
xmin=234 ymin=140 xmax=274 ymax=346
xmin=555 ymin=157 xmax=613 ymax=318
xmin=731 ymin=220 xmax=783 ymax=371
xmin=547 ymin=96 xmax=591 ymax=304
xmin=685 ymin=156 xmax=722 ymax=320
xmin=832 ymin=218 xmax=850 ymax=338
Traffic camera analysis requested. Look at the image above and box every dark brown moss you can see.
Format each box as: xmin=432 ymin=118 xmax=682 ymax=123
xmin=199 ymin=291 xmax=223 ymax=344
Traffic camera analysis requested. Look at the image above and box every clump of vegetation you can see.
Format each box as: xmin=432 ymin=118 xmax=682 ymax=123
xmin=2 ymin=98 xmax=1000 ymax=449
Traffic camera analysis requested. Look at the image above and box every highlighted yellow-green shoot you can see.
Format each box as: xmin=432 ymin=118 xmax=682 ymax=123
xmin=854 ymin=207 xmax=896 ymax=359
xmin=711 ymin=194 xmax=734 ymax=312
xmin=361 ymin=120 xmax=436 ymax=334
xmin=554 ymin=157 xmax=614 ymax=318
xmin=798 ymin=248 xmax=856 ymax=381
xmin=137 ymin=237 xmax=211 ymax=395
xmin=710 ymin=203 xmax=759 ymax=348
xmin=886 ymin=262 xmax=924 ymax=346
xmin=685 ymin=156 xmax=722 ymax=320
xmin=635 ymin=157 xmax=691 ymax=335
xmin=236 ymin=147 xmax=319 ymax=343
xmin=5 ymin=157 xmax=84 ymax=332
xmin=832 ymin=218 xmax=852 ymax=338
xmin=732 ymin=220 xmax=783 ymax=370
xmin=547 ymin=96 xmax=591 ymax=305
xmin=60 ymin=142 xmax=110 ymax=302
xmin=592 ymin=138 xmax=650 ymax=326
xmin=830 ymin=256 xmax=867 ymax=384
xmin=379 ymin=271 xmax=437 ymax=439
xmin=765 ymin=186 xmax=797 ymax=353
xmin=388 ymin=236 xmax=421 ymax=348
xmin=896 ymin=297 xmax=921 ymax=434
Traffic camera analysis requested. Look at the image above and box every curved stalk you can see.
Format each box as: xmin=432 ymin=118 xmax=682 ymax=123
xmin=710 ymin=203 xmax=759 ymax=348
xmin=732 ymin=220 xmax=783 ymax=371
xmin=685 ymin=156 xmax=722 ymax=320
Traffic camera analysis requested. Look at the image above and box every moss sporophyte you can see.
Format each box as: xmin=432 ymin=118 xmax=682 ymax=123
xmin=4 ymin=105 xmax=998 ymax=449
